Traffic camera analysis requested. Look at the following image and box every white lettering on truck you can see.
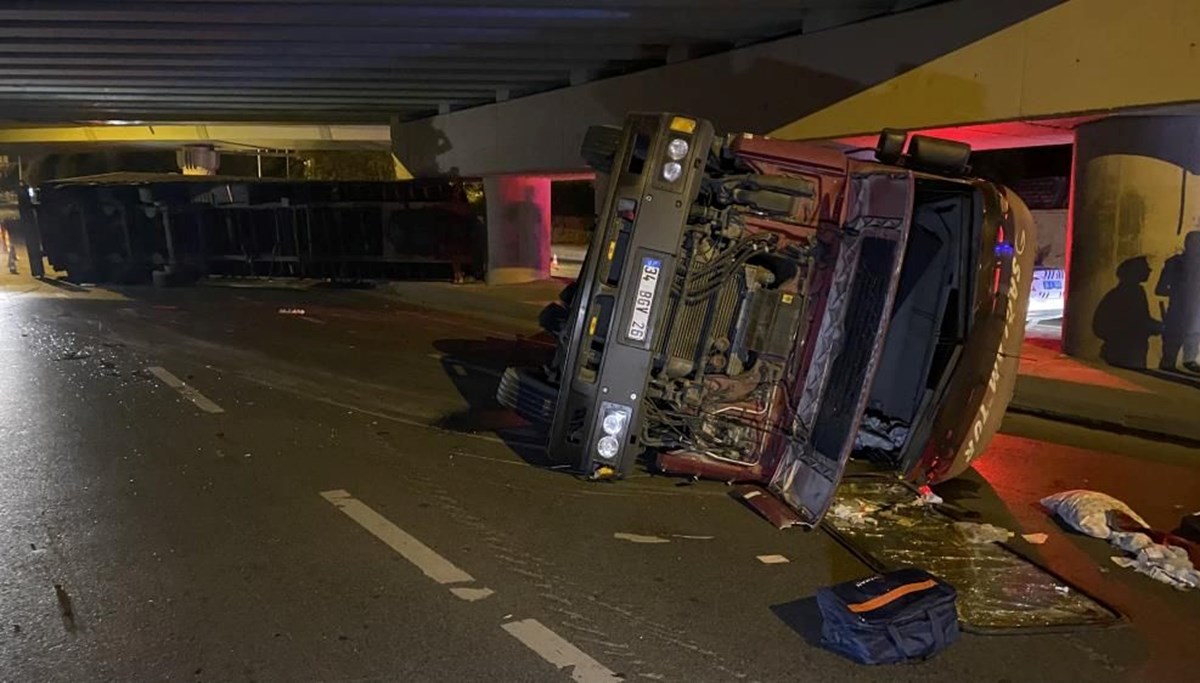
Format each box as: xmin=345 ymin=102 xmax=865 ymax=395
xmin=963 ymin=221 xmax=1025 ymax=462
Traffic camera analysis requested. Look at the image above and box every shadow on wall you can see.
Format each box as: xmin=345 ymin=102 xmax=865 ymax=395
xmin=1092 ymin=256 xmax=1160 ymax=369
xmin=393 ymin=116 xmax=455 ymax=177
xmin=1092 ymin=231 xmax=1200 ymax=372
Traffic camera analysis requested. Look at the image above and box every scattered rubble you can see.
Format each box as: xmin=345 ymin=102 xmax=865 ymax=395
xmin=56 ymin=349 xmax=91 ymax=361
xmin=954 ymin=522 xmax=1015 ymax=544
xmin=827 ymin=499 xmax=881 ymax=527
xmin=1111 ymin=544 xmax=1200 ymax=590
xmin=826 ymin=479 xmax=1121 ymax=630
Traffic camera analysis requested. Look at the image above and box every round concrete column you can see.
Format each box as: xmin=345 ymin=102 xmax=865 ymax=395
xmin=483 ymin=175 xmax=552 ymax=285
xmin=1064 ymin=116 xmax=1200 ymax=369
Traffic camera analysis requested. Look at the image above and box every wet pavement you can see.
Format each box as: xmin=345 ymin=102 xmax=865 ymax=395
xmin=1 ymin=272 xmax=1197 ymax=682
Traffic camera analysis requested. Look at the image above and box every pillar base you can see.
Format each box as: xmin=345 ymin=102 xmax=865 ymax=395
xmin=486 ymin=266 xmax=546 ymax=286
xmin=1064 ymin=115 xmax=1200 ymax=369
xmin=483 ymin=175 xmax=552 ymax=285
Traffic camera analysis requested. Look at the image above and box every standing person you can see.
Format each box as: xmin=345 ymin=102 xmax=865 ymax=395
xmin=1156 ymin=231 xmax=1200 ymax=372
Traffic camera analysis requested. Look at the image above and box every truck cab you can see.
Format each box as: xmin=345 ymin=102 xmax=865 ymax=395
xmin=498 ymin=113 xmax=1034 ymax=527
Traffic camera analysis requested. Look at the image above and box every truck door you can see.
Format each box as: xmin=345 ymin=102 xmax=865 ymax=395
xmin=768 ymin=171 xmax=914 ymax=526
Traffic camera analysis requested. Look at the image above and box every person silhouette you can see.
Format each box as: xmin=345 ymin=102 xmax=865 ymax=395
xmin=1156 ymin=231 xmax=1200 ymax=372
xmin=1093 ymin=256 xmax=1161 ymax=368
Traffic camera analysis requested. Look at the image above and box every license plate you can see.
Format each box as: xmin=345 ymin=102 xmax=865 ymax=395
xmin=627 ymin=256 xmax=662 ymax=342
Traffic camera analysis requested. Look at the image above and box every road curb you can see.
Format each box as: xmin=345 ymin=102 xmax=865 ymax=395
xmin=1007 ymin=403 xmax=1200 ymax=449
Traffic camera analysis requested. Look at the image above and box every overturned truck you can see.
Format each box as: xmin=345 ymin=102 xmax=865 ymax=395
xmin=20 ymin=175 xmax=485 ymax=284
xmin=499 ymin=113 xmax=1034 ymax=527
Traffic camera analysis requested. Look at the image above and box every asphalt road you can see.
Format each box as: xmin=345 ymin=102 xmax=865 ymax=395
xmin=0 ymin=274 xmax=1197 ymax=682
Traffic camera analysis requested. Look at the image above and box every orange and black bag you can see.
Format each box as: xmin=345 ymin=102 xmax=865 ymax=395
xmin=816 ymin=567 xmax=959 ymax=664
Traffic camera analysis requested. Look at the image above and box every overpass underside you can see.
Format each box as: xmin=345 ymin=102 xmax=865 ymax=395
xmin=387 ymin=0 xmax=1200 ymax=369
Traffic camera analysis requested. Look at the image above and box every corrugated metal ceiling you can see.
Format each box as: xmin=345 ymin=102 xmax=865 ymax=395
xmin=0 ymin=0 xmax=943 ymax=124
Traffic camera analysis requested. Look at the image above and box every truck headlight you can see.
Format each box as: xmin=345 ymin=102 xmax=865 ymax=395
xmin=662 ymin=161 xmax=683 ymax=182
xmin=602 ymin=410 xmax=627 ymax=436
xmin=666 ymin=138 xmax=690 ymax=161
xmin=597 ymin=436 xmax=620 ymax=460
xmin=596 ymin=402 xmax=632 ymax=459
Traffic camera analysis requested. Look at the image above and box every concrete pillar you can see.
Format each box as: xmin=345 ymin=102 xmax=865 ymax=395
xmin=483 ymin=175 xmax=551 ymax=285
xmin=1063 ymin=115 xmax=1200 ymax=369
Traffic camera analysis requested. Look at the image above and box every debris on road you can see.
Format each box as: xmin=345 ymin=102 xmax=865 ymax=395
xmin=827 ymin=499 xmax=881 ymax=527
xmin=278 ymin=308 xmax=307 ymax=315
xmin=611 ymin=532 xmax=714 ymax=544
xmin=953 ymin=522 xmax=1015 ymax=544
xmin=54 ymin=584 xmax=76 ymax=632
xmin=916 ymin=485 xmax=944 ymax=506
xmin=1111 ymin=545 xmax=1200 ymax=590
xmin=826 ymin=479 xmax=1121 ymax=630
xmin=756 ymin=554 xmax=790 ymax=564
xmin=56 ymin=349 xmax=91 ymax=361
xmin=1022 ymin=533 xmax=1049 ymax=545
xmin=1110 ymin=531 xmax=1154 ymax=554
xmin=449 ymin=586 xmax=495 ymax=602
xmin=1044 ymin=490 xmax=1199 ymax=589
xmin=613 ymin=532 xmax=670 ymax=544
xmin=1040 ymin=489 xmax=1148 ymax=539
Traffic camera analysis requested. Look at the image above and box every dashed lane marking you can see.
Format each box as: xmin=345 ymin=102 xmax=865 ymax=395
xmin=147 ymin=366 xmax=225 ymax=414
xmin=320 ymin=489 xmax=476 ymax=585
xmin=320 ymin=490 xmax=621 ymax=682
xmin=501 ymin=618 xmax=623 ymax=683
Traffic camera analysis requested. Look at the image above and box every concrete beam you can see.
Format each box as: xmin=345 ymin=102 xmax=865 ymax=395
xmin=774 ymin=0 xmax=1200 ymax=140
xmin=391 ymin=0 xmax=1063 ymax=176
xmin=0 ymin=123 xmax=392 ymax=153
